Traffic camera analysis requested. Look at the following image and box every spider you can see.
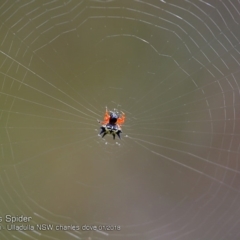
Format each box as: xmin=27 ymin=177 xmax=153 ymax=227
xmin=98 ymin=107 xmax=125 ymax=139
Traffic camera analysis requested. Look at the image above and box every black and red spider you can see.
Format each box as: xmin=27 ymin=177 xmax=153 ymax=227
xmin=98 ymin=108 xmax=125 ymax=139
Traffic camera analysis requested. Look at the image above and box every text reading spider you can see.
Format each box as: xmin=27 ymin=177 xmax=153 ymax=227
xmin=98 ymin=108 xmax=125 ymax=139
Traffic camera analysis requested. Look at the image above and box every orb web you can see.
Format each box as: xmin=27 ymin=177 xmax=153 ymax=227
xmin=0 ymin=0 xmax=240 ymax=240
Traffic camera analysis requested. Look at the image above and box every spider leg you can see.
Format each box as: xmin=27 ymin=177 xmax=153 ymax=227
xmin=113 ymin=134 xmax=115 ymax=140
xmin=101 ymin=132 xmax=108 ymax=138
xmin=116 ymin=132 xmax=121 ymax=139
xmin=115 ymin=128 xmax=122 ymax=139
xmin=99 ymin=127 xmax=105 ymax=135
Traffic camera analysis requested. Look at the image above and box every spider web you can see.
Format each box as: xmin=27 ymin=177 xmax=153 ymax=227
xmin=1 ymin=0 xmax=240 ymax=239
